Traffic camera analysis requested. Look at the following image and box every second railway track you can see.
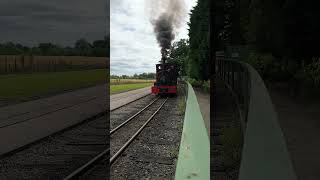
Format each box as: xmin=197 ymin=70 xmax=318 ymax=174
xmin=64 ymin=95 xmax=166 ymax=179
xmin=0 ymin=93 xmax=165 ymax=179
xmin=0 ymin=112 xmax=108 ymax=180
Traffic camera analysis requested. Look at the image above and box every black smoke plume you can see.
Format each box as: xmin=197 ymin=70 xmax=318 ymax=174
xmin=148 ymin=0 xmax=187 ymax=64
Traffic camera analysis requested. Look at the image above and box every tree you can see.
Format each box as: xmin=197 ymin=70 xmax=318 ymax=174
xmin=167 ymin=39 xmax=189 ymax=76
xmin=75 ymin=38 xmax=92 ymax=56
xmin=92 ymin=36 xmax=109 ymax=57
xmin=0 ymin=38 xmax=109 ymax=57
xmin=188 ymin=0 xmax=209 ymax=80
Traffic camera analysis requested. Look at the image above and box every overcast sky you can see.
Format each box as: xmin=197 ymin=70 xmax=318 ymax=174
xmin=0 ymin=0 xmax=108 ymax=46
xmin=110 ymin=0 xmax=197 ymax=76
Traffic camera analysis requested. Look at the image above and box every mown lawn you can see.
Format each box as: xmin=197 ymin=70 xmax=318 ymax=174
xmin=0 ymin=69 xmax=107 ymax=101
xmin=110 ymin=83 xmax=152 ymax=94
xmin=110 ymin=79 xmax=154 ymax=85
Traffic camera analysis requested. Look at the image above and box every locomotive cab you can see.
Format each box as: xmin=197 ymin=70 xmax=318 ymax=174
xmin=151 ymin=63 xmax=178 ymax=95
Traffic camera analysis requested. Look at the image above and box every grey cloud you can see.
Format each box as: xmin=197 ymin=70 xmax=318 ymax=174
xmin=0 ymin=0 xmax=109 ymax=46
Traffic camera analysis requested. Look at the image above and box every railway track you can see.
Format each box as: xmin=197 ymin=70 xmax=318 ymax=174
xmin=0 ymin=112 xmax=108 ymax=179
xmin=0 ymin=92 xmax=160 ymax=179
xmin=110 ymin=97 xmax=167 ymax=164
xmin=64 ymin=96 xmax=167 ymax=179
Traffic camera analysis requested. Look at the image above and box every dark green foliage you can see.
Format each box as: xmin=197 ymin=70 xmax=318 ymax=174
xmin=234 ymin=0 xmax=320 ymax=60
xmin=0 ymin=36 xmax=110 ymax=57
xmin=220 ymin=0 xmax=320 ymax=87
xmin=202 ymin=80 xmax=210 ymax=92
xmin=188 ymin=0 xmax=209 ymax=81
xmin=166 ymin=0 xmax=210 ymax=81
xmin=167 ymin=39 xmax=189 ymax=76
xmin=188 ymin=78 xmax=203 ymax=88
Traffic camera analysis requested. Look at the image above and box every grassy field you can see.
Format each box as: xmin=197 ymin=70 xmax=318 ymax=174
xmin=0 ymin=69 xmax=107 ymax=101
xmin=110 ymin=83 xmax=153 ymax=94
xmin=110 ymin=79 xmax=154 ymax=85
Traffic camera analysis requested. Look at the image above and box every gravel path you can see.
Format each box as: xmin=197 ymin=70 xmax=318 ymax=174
xmin=194 ymin=88 xmax=210 ymax=136
xmin=110 ymin=86 xmax=185 ymax=179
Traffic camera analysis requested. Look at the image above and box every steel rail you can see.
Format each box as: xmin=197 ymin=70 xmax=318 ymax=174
xmin=110 ymin=97 xmax=159 ymax=134
xmin=110 ymin=93 xmax=151 ymax=112
xmin=63 ymin=148 xmax=110 ymax=180
xmin=63 ymin=97 xmax=163 ymax=179
xmin=110 ymin=97 xmax=168 ymax=165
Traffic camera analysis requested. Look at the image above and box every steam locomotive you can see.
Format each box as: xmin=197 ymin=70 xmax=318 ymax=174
xmin=151 ymin=63 xmax=178 ymax=95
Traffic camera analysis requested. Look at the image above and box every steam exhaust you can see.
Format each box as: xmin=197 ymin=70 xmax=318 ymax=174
xmin=147 ymin=0 xmax=187 ymax=64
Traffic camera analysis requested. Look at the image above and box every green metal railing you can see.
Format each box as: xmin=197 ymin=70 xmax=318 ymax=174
xmin=175 ymin=82 xmax=210 ymax=180
xmin=216 ymin=56 xmax=297 ymax=180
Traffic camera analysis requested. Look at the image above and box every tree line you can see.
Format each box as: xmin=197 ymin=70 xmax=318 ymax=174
xmin=0 ymin=36 xmax=110 ymax=57
xmin=110 ymin=72 xmax=156 ymax=79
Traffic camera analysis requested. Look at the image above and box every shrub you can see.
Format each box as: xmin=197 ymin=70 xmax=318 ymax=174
xmin=222 ymin=126 xmax=243 ymax=168
xmin=178 ymin=98 xmax=186 ymax=116
xmin=246 ymin=52 xmax=292 ymax=81
xmin=246 ymin=52 xmax=274 ymax=77
xmin=303 ymin=57 xmax=320 ymax=86
xmin=188 ymin=78 xmax=202 ymax=87
xmin=203 ymin=80 xmax=210 ymax=92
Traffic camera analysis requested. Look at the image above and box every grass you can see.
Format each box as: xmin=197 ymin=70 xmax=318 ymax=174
xmin=222 ymin=125 xmax=243 ymax=168
xmin=0 ymin=69 xmax=107 ymax=101
xmin=169 ymin=148 xmax=179 ymax=157
xmin=110 ymin=79 xmax=154 ymax=85
xmin=110 ymin=83 xmax=153 ymax=94
xmin=178 ymin=97 xmax=186 ymax=116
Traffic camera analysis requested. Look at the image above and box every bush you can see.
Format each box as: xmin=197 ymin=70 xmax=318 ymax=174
xmin=303 ymin=57 xmax=320 ymax=86
xmin=188 ymin=78 xmax=202 ymax=87
xmin=203 ymin=80 xmax=210 ymax=92
xmin=178 ymin=98 xmax=186 ymax=116
xmin=222 ymin=126 xmax=243 ymax=168
xmin=246 ymin=52 xmax=274 ymax=77
xmin=246 ymin=52 xmax=292 ymax=81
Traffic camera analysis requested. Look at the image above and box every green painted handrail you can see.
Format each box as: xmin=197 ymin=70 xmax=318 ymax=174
xmin=239 ymin=63 xmax=297 ymax=180
xmin=175 ymin=82 xmax=210 ymax=180
xmin=217 ymin=58 xmax=297 ymax=180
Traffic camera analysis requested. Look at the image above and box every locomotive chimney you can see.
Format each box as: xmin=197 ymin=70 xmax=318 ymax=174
xmin=161 ymin=53 xmax=167 ymax=64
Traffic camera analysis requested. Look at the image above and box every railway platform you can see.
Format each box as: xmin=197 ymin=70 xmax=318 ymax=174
xmin=194 ymin=88 xmax=210 ymax=135
xmin=110 ymin=86 xmax=151 ymax=110
xmin=0 ymin=84 xmax=107 ymax=156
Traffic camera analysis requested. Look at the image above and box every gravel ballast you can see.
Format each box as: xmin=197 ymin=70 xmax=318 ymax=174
xmin=110 ymin=86 xmax=185 ymax=179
